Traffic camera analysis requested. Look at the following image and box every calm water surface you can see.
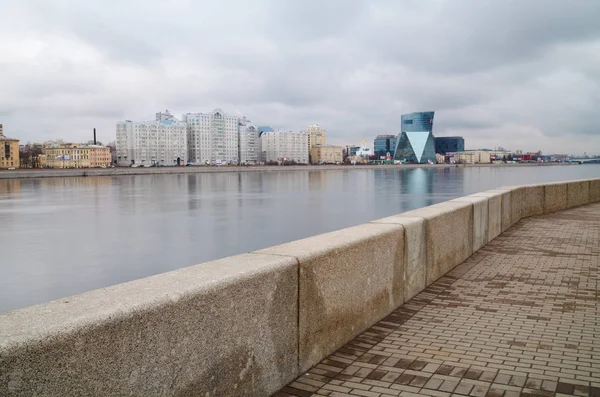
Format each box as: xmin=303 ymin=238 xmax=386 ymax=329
xmin=1 ymin=165 xmax=599 ymax=312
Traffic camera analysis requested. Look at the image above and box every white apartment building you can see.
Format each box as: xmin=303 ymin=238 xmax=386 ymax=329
xmin=238 ymin=117 xmax=260 ymax=164
xmin=116 ymin=110 xmax=187 ymax=166
xmin=183 ymin=108 xmax=239 ymax=165
xmin=260 ymin=129 xmax=308 ymax=164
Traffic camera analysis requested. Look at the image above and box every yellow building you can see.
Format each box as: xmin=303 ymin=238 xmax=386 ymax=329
xmin=307 ymin=124 xmax=326 ymax=150
xmin=451 ymin=150 xmax=512 ymax=164
xmin=310 ymin=145 xmax=343 ymax=164
xmin=41 ymin=145 xmax=111 ymax=168
xmin=0 ymin=124 xmax=20 ymax=169
xmin=88 ymin=145 xmax=112 ymax=167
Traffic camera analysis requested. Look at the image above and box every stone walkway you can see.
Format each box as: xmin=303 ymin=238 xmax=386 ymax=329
xmin=276 ymin=204 xmax=600 ymax=397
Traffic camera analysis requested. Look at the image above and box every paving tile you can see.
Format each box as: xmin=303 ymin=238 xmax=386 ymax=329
xmin=277 ymin=204 xmax=600 ymax=396
xmin=454 ymin=380 xmax=475 ymax=395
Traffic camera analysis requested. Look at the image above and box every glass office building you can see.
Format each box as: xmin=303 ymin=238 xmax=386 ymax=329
xmin=393 ymin=111 xmax=436 ymax=164
xmin=434 ymin=136 xmax=464 ymax=154
xmin=373 ymin=135 xmax=397 ymax=157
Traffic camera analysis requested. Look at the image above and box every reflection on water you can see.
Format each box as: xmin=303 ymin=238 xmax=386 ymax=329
xmin=0 ymin=165 xmax=598 ymax=312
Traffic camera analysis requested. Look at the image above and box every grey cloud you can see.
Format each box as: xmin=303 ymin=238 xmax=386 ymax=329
xmin=1 ymin=0 xmax=599 ymax=154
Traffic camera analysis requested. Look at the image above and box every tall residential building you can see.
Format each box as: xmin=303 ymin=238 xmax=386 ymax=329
xmin=393 ymin=111 xmax=436 ymax=164
xmin=183 ymin=108 xmax=239 ymax=165
xmin=307 ymin=124 xmax=326 ymax=163
xmin=307 ymin=124 xmax=326 ymax=149
xmin=434 ymin=136 xmax=465 ymax=154
xmin=0 ymin=124 xmax=19 ymax=169
xmin=260 ymin=130 xmax=308 ymax=164
xmin=238 ymin=117 xmax=260 ymax=164
xmin=116 ymin=111 xmax=187 ymax=166
xmin=373 ymin=135 xmax=397 ymax=158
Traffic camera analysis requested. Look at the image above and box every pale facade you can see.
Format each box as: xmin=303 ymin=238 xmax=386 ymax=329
xmin=183 ymin=109 xmax=239 ymax=165
xmin=88 ymin=146 xmax=112 ymax=167
xmin=307 ymin=124 xmax=326 ymax=149
xmin=0 ymin=124 xmax=19 ymax=169
xmin=238 ymin=117 xmax=260 ymax=164
xmin=260 ymin=130 xmax=308 ymax=164
xmin=310 ymin=145 xmax=343 ymax=164
xmin=307 ymin=124 xmax=326 ymax=163
xmin=116 ymin=111 xmax=187 ymax=166
xmin=450 ymin=150 xmax=513 ymax=164
xmin=40 ymin=145 xmax=111 ymax=168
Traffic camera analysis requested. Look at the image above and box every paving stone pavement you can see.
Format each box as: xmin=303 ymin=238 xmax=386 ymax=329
xmin=275 ymin=204 xmax=600 ymax=397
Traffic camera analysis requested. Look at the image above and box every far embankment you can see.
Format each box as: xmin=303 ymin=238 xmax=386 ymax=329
xmin=0 ymin=162 xmax=577 ymax=179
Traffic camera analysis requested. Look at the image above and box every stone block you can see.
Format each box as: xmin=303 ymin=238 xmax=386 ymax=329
xmin=521 ymin=184 xmax=544 ymax=218
xmin=500 ymin=186 xmax=524 ymax=226
xmin=472 ymin=190 xmax=503 ymax=240
xmin=590 ymin=179 xmax=600 ymax=203
xmin=482 ymin=189 xmax=512 ymax=232
xmin=567 ymin=180 xmax=590 ymax=208
xmin=257 ymin=223 xmax=404 ymax=373
xmin=400 ymin=201 xmax=473 ymax=286
xmin=370 ymin=216 xmax=426 ymax=302
xmin=544 ymin=182 xmax=567 ymax=213
xmin=451 ymin=196 xmax=489 ymax=252
xmin=0 ymin=253 xmax=298 ymax=397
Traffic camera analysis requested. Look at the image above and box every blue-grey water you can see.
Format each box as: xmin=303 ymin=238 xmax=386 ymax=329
xmin=1 ymin=165 xmax=598 ymax=313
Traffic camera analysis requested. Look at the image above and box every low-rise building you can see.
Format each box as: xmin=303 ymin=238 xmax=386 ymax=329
xmin=374 ymin=135 xmax=397 ymax=158
xmin=448 ymin=150 xmax=512 ymax=164
xmin=40 ymin=145 xmax=111 ymax=168
xmin=310 ymin=145 xmax=343 ymax=164
xmin=344 ymin=145 xmax=361 ymax=158
xmin=434 ymin=136 xmax=464 ymax=154
xmin=355 ymin=140 xmax=372 ymax=158
xmin=0 ymin=124 xmax=20 ymax=169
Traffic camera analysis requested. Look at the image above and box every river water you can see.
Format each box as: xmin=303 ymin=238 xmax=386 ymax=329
xmin=1 ymin=165 xmax=598 ymax=312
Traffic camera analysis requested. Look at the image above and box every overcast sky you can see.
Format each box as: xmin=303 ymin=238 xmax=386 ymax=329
xmin=1 ymin=0 xmax=600 ymax=154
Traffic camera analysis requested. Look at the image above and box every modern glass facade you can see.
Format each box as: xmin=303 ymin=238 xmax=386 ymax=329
xmin=373 ymin=135 xmax=397 ymax=157
xmin=393 ymin=111 xmax=436 ymax=163
xmin=434 ymin=136 xmax=465 ymax=154
xmin=345 ymin=145 xmax=360 ymax=157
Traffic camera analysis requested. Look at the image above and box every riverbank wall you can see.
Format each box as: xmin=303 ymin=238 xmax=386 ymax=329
xmin=0 ymin=162 xmax=577 ymax=180
xmin=1 ymin=178 xmax=598 ymax=396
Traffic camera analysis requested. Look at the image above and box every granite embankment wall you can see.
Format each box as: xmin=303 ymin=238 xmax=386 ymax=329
xmin=0 ymin=162 xmax=574 ymax=179
xmin=1 ymin=178 xmax=598 ymax=396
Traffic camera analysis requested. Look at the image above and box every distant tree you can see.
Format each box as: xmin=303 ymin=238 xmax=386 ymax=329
xmin=19 ymin=143 xmax=43 ymax=168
